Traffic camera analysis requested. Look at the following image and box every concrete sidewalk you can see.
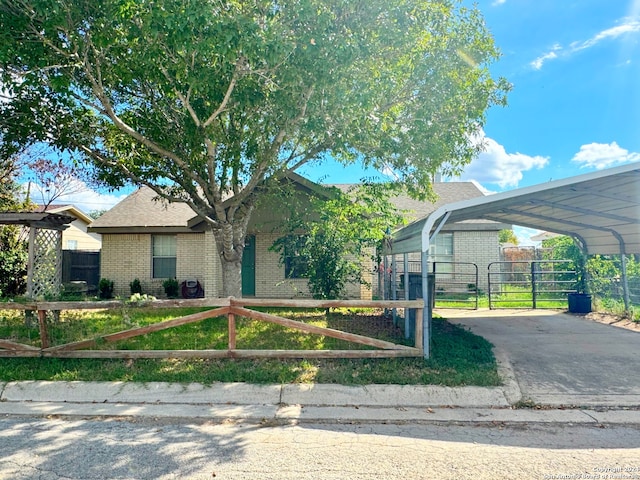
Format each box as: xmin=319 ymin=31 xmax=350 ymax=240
xmin=2 ymin=379 xmax=640 ymax=426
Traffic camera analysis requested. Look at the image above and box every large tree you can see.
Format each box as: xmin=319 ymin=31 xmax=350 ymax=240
xmin=0 ymin=151 xmax=29 ymax=298
xmin=0 ymin=0 xmax=509 ymax=296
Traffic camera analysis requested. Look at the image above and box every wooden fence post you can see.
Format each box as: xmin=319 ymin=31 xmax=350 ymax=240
xmin=37 ymin=310 xmax=50 ymax=349
xmin=414 ymin=308 xmax=423 ymax=352
xmin=228 ymin=312 xmax=236 ymax=350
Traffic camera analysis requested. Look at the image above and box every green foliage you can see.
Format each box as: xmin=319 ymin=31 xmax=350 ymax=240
xmin=0 ymin=226 xmax=28 ymax=298
xmin=541 ymin=236 xmax=587 ymax=292
xmin=0 ymin=0 xmax=509 ymax=296
xmin=0 ymin=151 xmax=29 ymax=298
xmin=162 ymin=278 xmax=179 ymax=298
xmin=272 ymin=183 xmax=404 ymax=299
xmin=498 ymin=229 xmax=518 ymax=245
xmin=129 ymin=278 xmax=142 ymax=295
xmin=98 ymin=278 xmax=114 ymax=299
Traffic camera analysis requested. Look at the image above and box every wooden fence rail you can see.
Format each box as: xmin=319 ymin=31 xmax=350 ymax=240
xmin=0 ymin=297 xmax=425 ymax=359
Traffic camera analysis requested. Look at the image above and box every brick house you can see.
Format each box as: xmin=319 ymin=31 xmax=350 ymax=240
xmin=89 ymin=175 xmax=504 ymax=299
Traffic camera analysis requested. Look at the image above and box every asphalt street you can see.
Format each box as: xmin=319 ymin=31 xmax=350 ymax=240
xmin=2 ymin=416 xmax=640 ymax=480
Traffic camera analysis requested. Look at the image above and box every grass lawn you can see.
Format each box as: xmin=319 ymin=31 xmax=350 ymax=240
xmin=0 ymin=307 xmax=500 ymax=387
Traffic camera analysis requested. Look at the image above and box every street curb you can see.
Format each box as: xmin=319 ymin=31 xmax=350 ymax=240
xmin=493 ymin=348 xmax=522 ymax=405
xmin=0 ymin=380 xmax=511 ymax=409
xmin=2 ymin=401 xmax=640 ymax=426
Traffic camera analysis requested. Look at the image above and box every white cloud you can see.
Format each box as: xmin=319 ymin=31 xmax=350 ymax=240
xmin=571 ymin=142 xmax=640 ymax=170
xmin=513 ymin=226 xmax=543 ymax=247
xmin=577 ymin=21 xmax=640 ymax=50
xmin=531 ymin=19 xmax=640 ymax=70
xmin=491 ymin=0 xmax=507 ymax=6
xmin=24 ymin=179 xmax=129 ymax=214
xmin=457 ymin=135 xmax=549 ymax=189
xmin=531 ymin=45 xmax=561 ymax=70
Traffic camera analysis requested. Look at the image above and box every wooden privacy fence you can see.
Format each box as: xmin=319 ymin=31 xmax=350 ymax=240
xmin=0 ymin=297 xmax=424 ymax=359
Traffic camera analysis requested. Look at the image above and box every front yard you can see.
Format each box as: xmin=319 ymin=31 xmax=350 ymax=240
xmin=0 ymin=307 xmax=500 ymax=386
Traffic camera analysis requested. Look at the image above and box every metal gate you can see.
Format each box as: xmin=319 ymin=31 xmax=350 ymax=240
xmin=386 ymin=260 xmax=479 ymax=309
xmin=488 ymin=260 xmax=577 ymax=309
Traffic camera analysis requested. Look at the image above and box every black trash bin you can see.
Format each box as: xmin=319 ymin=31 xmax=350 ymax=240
xmin=568 ymin=292 xmax=592 ymax=313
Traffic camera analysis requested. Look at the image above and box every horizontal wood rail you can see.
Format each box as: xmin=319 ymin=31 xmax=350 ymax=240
xmin=0 ymin=297 xmax=425 ymax=359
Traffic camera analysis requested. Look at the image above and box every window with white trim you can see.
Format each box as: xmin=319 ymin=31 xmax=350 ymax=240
xmin=152 ymin=235 xmax=177 ymax=279
xmin=428 ymin=233 xmax=453 ymax=273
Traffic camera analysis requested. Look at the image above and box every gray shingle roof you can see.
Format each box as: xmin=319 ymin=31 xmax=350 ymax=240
xmin=332 ymin=182 xmax=485 ymax=223
xmin=89 ymin=181 xmax=487 ymax=231
xmin=89 ymin=187 xmax=197 ymax=232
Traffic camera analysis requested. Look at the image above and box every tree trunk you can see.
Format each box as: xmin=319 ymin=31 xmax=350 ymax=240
xmin=211 ymin=221 xmax=247 ymax=298
xmin=220 ymin=255 xmax=242 ymax=298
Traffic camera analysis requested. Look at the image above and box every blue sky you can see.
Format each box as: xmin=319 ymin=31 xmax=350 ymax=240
xmin=299 ymin=0 xmax=640 ymax=190
xmin=55 ymin=1 xmax=640 ymax=242
xmin=301 ymin=0 xmax=640 ymax=243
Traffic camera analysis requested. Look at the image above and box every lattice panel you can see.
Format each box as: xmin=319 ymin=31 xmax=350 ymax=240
xmin=31 ymin=228 xmax=62 ymax=299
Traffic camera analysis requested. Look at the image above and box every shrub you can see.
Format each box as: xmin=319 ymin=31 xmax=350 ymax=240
xmin=98 ymin=278 xmax=114 ymax=299
xmin=162 ymin=278 xmax=179 ymax=298
xmin=129 ymin=278 xmax=142 ymax=295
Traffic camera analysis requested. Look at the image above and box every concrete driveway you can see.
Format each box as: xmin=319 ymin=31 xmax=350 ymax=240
xmin=440 ymin=308 xmax=640 ymax=407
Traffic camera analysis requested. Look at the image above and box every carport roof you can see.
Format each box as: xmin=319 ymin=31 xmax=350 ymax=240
xmin=389 ymin=162 xmax=640 ymax=255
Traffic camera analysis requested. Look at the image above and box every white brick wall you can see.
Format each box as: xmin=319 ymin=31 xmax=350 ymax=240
xmin=453 ymin=231 xmax=501 ymax=292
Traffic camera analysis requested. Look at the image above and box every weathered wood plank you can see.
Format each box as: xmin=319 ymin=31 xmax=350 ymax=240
xmin=0 ymin=302 xmax=36 ymax=311
xmin=39 ymin=348 xmax=422 ymax=359
xmin=33 ymin=298 xmax=232 ymax=311
xmin=37 ymin=310 xmax=50 ymax=349
xmin=232 ymin=306 xmax=415 ymax=351
xmin=0 ymin=339 xmax=40 ymax=351
xmin=228 ymin=312 xmax=236 ymax=350
xmin=0 ymin=350 xmax=42 ymax=357
xmin=44 ymin=306 xmax=230 ymax=352
xmin=231 ymin=297 xmax=423 ymax=309
xmin=414 ymin=308 xmax=423 ymax=351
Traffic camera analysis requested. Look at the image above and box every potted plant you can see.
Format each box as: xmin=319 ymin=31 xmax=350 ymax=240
xmin=568 ymin=256 xmax=592 ymax=313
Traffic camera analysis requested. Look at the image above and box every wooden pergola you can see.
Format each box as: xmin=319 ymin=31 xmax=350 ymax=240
xmin=0 ymin=212 xmax=74 ymax=299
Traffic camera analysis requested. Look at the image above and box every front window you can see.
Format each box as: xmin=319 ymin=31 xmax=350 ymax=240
xmin=284 ymin=235 xmax=309 ymax=279
xmin=66 ymin=239 xmax=78 ymax=250
xmin=429 ymin=233 xmax=453 ymax=274
xmin=152 ymin=235 xmax=176 ymax=278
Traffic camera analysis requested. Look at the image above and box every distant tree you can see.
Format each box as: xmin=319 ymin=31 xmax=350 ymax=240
xmin=272 ymin=183 xmax=404 ymax=300
xmin=0 ymin=152 xmax=29 ymax=297
xmin=541 ymin=236 xmax=588 ymax=292
xmin=88 ymin=209 xmax=107 ymax=220
xmin=498 ymin=229 xmax=519 ymax=245
xmin=0 ymin=0 xmax=509 ymax=296
xmin=28 ymin=157 xmax=86 ymax=208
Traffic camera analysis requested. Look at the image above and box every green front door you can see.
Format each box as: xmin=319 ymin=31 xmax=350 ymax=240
xmin=241 ymin=235 xmax=256 ymax=296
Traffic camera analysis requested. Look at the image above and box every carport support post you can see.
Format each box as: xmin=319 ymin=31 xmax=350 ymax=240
xmin=391 ymin=255 xmax=398 ymax=325
xmin=421 ymin=250 xmax=431 ymax=358
xmin=621 ymin=253 xmax=631 ymax=314
xmin=404 ymin=254 xmax=411 ymax=340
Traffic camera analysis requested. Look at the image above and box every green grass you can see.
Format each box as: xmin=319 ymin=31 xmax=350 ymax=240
xmin=0 ymin=307 xmax=500 ymax=386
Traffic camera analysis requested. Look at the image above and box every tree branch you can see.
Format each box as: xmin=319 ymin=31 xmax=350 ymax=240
xmin=202 ymin=56 xmax=247 ymax=128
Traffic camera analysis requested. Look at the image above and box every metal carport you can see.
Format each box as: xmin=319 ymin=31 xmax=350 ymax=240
xmin=386 ymin=162 xmax=640 ymax=358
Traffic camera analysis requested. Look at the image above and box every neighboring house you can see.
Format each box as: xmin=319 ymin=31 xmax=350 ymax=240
xmin=89 ymin=175 xmax=506 ymax=299
xmin=35 ymin=204 xmax=102 ymax=251
xmin=370 ymin=182 xmax=508 ymax=295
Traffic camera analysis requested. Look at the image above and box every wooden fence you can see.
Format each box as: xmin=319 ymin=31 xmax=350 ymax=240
xmin=0 ymin=297 xmax=425 ymax=359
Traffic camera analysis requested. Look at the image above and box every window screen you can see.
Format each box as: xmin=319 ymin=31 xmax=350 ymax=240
xmin=152 ymin=235 xmax=177 ymax=279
